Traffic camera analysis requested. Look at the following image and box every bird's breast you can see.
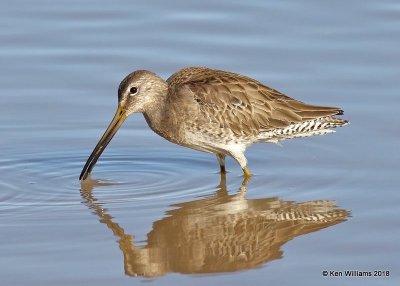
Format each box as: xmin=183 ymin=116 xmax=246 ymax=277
xmin=142 ymin=112 xmax=186 ymax=145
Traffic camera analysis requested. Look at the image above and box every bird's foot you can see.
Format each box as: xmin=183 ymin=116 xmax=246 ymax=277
xmin=242 ymin=167 xmax=252 ymax=178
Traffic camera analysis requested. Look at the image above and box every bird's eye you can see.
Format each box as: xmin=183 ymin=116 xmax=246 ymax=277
xmin=129 ymin=86 xmax=138 ymax=95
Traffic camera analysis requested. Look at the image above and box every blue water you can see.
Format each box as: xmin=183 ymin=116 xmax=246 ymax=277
xmin=1 ymin=0 xmax=399 ymax=285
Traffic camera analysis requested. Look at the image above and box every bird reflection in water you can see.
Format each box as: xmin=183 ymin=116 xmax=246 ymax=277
xmin=80 ymin=175 xmax=350 ymax=277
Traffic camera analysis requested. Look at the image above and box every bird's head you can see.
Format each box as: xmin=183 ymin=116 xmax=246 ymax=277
xmin=79 ymin=70 xmax=167 ymax=180
xmin=118 ymin=70 xmax=167 ymax=115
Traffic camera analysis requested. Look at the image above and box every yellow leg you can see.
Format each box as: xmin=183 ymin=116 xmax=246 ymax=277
xmin=242 ymin=167 xmax=252 ymax=178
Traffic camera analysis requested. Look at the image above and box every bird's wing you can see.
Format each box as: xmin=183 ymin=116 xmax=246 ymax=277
xmin=168 ymin=67 xmax=343 ymax=136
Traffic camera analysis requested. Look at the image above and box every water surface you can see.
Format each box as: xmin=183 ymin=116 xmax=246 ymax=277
xmin=1 ymin=0 xmax=399 ymax=285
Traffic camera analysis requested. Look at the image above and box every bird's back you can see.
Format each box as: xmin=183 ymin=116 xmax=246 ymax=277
xmin=167 ymin=67 xmax=347 ymax=144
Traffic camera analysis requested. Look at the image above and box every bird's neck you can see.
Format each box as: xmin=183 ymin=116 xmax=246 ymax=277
xmin=142 ymin=85 xmax=170 ymax=137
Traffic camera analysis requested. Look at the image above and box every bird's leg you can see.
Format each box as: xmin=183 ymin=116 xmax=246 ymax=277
xmin=242 ymin=167 xmax=252 ymax=178
xmin=234 ymin=175 xmax=250 ymax=199
xmin=229 ymin=151 xmax=252 ymax=178
xmin=216 ymin=154 xmax=226 ymax=173
xmin=215 ymin=171 xmax=228 ymax=197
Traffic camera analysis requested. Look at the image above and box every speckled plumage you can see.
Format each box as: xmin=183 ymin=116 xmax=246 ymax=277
xmin=81 ymin=174 xmax=351 ymax=277
xmin=80 ymin=67 xmax=348 ymax=180
xmin=81 ymin=174 xmax=350 ymax=276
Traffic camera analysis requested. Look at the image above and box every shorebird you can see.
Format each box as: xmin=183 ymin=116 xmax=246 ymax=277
xmin=81 ymin=173 xmax=350 ymax=276
xmin=79 ymin=67 xmax=348 ymax=180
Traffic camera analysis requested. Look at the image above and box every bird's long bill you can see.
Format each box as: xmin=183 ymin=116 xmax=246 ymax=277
xmin=79 ymin=106 xmax=127 ymax=180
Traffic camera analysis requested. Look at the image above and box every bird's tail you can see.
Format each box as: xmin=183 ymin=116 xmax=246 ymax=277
xmin=262 ymin=116 xmax=349 ymax=143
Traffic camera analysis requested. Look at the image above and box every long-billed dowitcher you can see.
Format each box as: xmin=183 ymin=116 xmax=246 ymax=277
xmin=81 ymin=173 xmax=349 ymax=276
xmin=80 ymin=67 xmax=348 ymax=180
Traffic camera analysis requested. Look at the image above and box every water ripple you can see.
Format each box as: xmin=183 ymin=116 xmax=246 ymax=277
xmin=0 ymin=148 xmax=217 ymax=218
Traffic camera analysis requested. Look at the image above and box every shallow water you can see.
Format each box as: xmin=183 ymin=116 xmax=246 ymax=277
xmin=1 ymin=0 xmax=399 ymax=285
